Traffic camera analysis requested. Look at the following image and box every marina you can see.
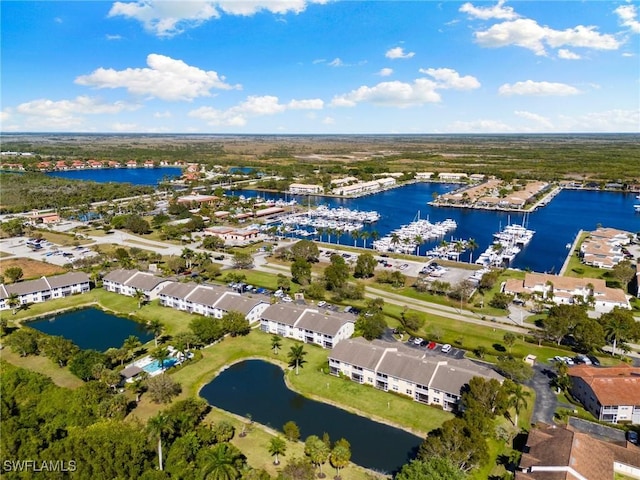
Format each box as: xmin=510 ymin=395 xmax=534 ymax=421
xmin=475 ymin=220 xmax=536 ymax=267
xmin=231 ymin=185 xmax=638 ymax=273
xmin=372 ymin=213 xmax=457 ymax=254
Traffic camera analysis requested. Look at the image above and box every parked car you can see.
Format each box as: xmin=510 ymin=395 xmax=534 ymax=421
xmin=317 ymin=301 xmax=327 ymax=307
xmin=413 ymin=337 xmax=424 ymax=345
xmin=441 ymin=344 xmax=452 ymax=353
xmin=281 ymin=296 xmax=293 ymax=303
xmin=627 ymin=430 xmax=639 ymax=445
xmin=427 ymin=341 xmax=437 ymax=350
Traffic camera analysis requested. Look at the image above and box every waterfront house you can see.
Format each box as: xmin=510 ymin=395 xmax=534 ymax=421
xmin=259 ymin=304 xmax=355 ymax=348
xmin=437 ymin=172 xmax=468 ymax=182
xmin=288 ymin=183 xmax=324 ymax=195
xmin=204 ymin=226 xmax=261 ymax=246
xmin=568 ymin=365 xmax=640 ymax=425
xmin=328 ymin=337 xmax=503 ymax=411
xmin=158 ymin=282 xmax=269 ymax=322
xmin=103 ymin=269 xmax=173 ymax=300
xmin=0 ymin=272 xmax=90 ymax=310
xmin=415 ymin=172 xmax=434 ymax=180
xmin=176 ymin=194 xmax=218 ymax=207
xmin=503 ymin=272 xmax=630 ymax=313
xmin=330 ymin=176 xmax=358 ymax=187
xmin=516 ymin=422 xmax=640 ymax=479
xmin=332 ymin=180 xmax=381 ymax=196
xmin=580 ymin=227 xmax=633 ymax=269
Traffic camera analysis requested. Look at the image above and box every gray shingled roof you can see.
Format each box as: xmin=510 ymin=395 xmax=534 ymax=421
xmin=103 ymin=269 xmax=138 ymax=284
xmin=158 ymin=282 xmax=198 ymax=300
xmin=262 ymin=304 xmax=304 ymax=326
xmin=295 ymin=310 xmax=350 ymax=336
xmin=215 ymin=293 xmax=266 ymax=315
xmin=46 ymin=271 xmax=90 ymax=288
xmin=185 ymin=285 xmax=224 ymax=307
xmin=4 ymin=278 xmax=51 ymax=297
xmin=329 ymin=337 xmax=387 ymax=371
xmin=377 ymin=351 xmax=439 ymax=387
xmin=125 ymin=272 xmax=169 ymax=292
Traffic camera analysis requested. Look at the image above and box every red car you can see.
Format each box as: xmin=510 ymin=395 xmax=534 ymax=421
xmin=427 ymin=341 xmax=437 ymax=350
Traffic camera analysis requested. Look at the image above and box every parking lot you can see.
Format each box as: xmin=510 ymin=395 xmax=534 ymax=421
xmin=404 ymin=336 xmax=466 ymax=360
xmin=318 ymin=247 xmax=479 ymax=285
xmin=0 ymin=237 xmax=99 ymax=266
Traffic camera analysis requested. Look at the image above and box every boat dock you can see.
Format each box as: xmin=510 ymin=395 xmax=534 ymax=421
xmin=559 ymin=229 xmax=583 ymax=275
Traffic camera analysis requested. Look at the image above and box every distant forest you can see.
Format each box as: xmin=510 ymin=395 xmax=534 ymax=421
xmin=2 ymin=133 xmax=639 ymax=187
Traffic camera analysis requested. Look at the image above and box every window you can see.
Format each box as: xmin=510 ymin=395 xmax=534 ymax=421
xmin=392 ymin=385 xmax=398 ymax=391
xmin=406 ymin=389 xmax=412 ymax=395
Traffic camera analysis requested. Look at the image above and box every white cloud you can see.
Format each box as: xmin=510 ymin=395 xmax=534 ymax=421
xmin=557 ymin=49 xmax=581 ymax=60
xmin=111 ymin=122 xmax=139 ymax=131
xmin=459 ymin=0 xmax=519 ymax=20
xmin=558 ymin=109 xmax=640 ymax=132
xmin=8 ymin=96 xmax=139 ymax=129
xmin=514 ymin=110 xmax=553 ymax=128
xmin=109 ymin=0 xmax=328 ymax=37
xmin=474 ymin=18 xmax=620 ymax=56
xmin=615 ymin=4 xmax=640 ymax=33
xmin=447 ymin=119 xmax=516 ymax=133
xmin=322 ymin=116 xmax=335 ymax=125
xmin=288 ymin=98 xmax=324 ymax=109
xmin=328 ymin=58 xmax=344 ymax=67
xmin=106 ymin=34 xmax=123 ymax=40
xmin=419 ymin=68 xmax=481 ymax=90
xmin=189 ymin=95 xmax=322 ymax=126
xmin=499 ymin=80 xmax=580 ymax=96
xmin=385 ymin=47 xmax=415 ymax=59
xmin=377 ymin=68 xmax=393 ymax=77
xmin=331 ymin=79 xmax=440 ymax=108
xmin=75 ymin=54 xmax=239 ymax=101
xmin=154 ymin=111 xmax=172 ymax=118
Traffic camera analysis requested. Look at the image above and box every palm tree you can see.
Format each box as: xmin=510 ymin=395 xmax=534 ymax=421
xmin=287 ymin=344 xmax=307 ymax=375
xmin=147 ymin=412 xmax=174 ymax=471
xmin=148 ymin=319 xmax=163 ymax=348
xmin=414 ymin=235 xmax=423 ymax=256
xmin=351 ymin=230 xmax=360 ymax=247
xmin=390 ymin=233 xmax=400 ymax=251
xmin=271 ymin=334 xmax=282 ymax=355
xmin=329 ymin=443 xmax=351 ymax=480
xmin=181 ymin=247 xmax=195 ymax=269
xmin=198 ymin=443 xmax=242 ymax=480
xmin=268 ymin=436 xmax=287 ymax=465
xmin=508 ymin=383 xmax=531 ymax=426
xmin=6 ymin=293 xmax=20 ymax=315
xmin=152 ymin=347 xmax=170 ymax=374
xmin=467 ymin=238 xmax=478 ymax=263
xmin=134 ymin=289 xmax=147 ymax=309
xmin=360 ymin=230 xmax=370 ymax=249
xmin=370 ymin=230 xmax=379 ymax=246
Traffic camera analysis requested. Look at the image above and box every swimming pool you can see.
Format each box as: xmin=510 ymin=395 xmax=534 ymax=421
xmin=142 ymin=358 xmax=178 ymax=374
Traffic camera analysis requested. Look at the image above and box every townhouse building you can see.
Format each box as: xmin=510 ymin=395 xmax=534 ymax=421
xmin=568 ymin=365 xmax=640 ymax=425
xmin=0 ymin=272 xmax=90 ymax=310
xmin=260 ymin=304 xmax=355 ymax=349
xmin=328 ymin=337 xmax=503 ymax=411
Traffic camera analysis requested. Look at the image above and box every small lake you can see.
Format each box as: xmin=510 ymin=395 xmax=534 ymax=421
xmin=200 ymin=360 xmax=422 ymax=474
xmin=46 ymin=167 xmax=182 ymax=186
xmin=28 ymin=307 xmax=154 ymax=351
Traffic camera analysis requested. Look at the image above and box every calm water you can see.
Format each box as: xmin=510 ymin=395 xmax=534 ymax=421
xmin=200 ymin=360 xmax=422 ymax=474
xmin=46 ymin=167 xmax=182 ymax=186
xmin=28 ymin=307 xmax=154 ymax=351
xmin=232 ymin=185 xmax=640 ymax=273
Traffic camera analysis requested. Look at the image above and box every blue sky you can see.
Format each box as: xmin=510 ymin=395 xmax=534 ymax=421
xmin=1 ymin=1 xmax=638 ymax=134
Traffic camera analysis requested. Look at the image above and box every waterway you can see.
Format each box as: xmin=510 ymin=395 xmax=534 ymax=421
xmin=46 ymin=167 xmax=182 ymax=186
xmin=230 ymin=184 xmax=639 ymax=273
xmin=200 ymin=359 xmax=422 ymax=474
xmin=28 ymin=307 xmax=154 ymax=351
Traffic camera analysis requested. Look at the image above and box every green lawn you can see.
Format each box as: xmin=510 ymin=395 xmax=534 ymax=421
xmin=170 ymin=330 xmax=451 ymax=437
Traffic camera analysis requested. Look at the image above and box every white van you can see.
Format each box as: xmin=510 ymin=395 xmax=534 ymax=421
xmin=441 ymin=344 xmax=452 ymax=354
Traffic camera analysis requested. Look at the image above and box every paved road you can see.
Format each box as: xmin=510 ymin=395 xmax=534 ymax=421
xmin=527 ymin=363 xmax=559 ymax=424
